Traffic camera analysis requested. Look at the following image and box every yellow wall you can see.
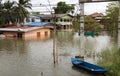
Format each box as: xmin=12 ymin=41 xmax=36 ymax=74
xmin=3 ymin=28 xmax=50 ymax=40
xmin=23 ymin=28 xmax=50 ymax=40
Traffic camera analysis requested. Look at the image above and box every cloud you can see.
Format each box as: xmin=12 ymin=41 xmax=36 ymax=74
xmin=84 ymin=2 xmax=110 ymax=14
xmin=4 ymin=0 xmax=110 ymax=15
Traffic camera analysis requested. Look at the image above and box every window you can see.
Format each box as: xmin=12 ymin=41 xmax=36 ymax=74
xmin=17 ymin=32 xmax=22 ymax=38
xmin=48 ymin=19 xmax=50 ymax=22
xmin=64 ymin=19 xmax=67 ymax=22
xmin=60 ymin=19 xmax=62 ymax=22
xmin=32 ymin=18 xmax=35 ymax=22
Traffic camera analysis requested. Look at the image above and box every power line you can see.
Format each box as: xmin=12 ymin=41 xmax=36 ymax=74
xmin=32 ymin=3 xmax=79 ymax=7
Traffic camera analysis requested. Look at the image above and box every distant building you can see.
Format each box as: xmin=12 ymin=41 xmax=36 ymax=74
xmin=41 ymin=14 xmax=73 ymax=30
xmin=90 ymin=12 xmax=104 ymax=28
xmin=90 ymin=12 xmax=104 ymax=23
xmin=25 ymin=15 xmax=42 ymax=24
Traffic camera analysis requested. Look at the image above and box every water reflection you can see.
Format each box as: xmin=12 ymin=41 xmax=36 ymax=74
xmin=0 ymin=31 xmax=113 ymax=76
xmin=57 ymin=32 xmax=113 ymax=63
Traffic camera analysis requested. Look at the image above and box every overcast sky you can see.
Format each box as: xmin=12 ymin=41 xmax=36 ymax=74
xmin=7 ymin=0 xmax=113 ymax=15
xmin=31 ymin=0 xmax=112 ymax=15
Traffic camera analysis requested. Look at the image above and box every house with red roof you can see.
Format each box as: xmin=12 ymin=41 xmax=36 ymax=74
xmin=90 ymin=12 xmax=104 ymax=23
xmin=0 ymin=23 xmax=51 ymax=40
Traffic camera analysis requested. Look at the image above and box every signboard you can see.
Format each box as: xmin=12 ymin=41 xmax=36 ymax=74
xmin=79 ymin=0 xmax=118 ymax=3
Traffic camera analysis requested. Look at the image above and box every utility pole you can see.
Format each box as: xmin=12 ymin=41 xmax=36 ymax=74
xmin=79 ymin=1 xmax=85 ymax=56
xmin=118 ymin=1 xmax=120 ymax=49
xmin=80 ymin=3 xmax=84 ymax=36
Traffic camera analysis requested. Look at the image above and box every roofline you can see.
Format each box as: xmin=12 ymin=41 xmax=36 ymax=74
xmin=41 ymin=14 xmax=73 ymax=19
xmin=0 ymin=27 xmax=49 ymax=32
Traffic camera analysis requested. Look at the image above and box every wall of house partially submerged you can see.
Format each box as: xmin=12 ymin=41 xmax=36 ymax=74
xmin=23 ymin=28 xmax=50 ymax=40
xmin=2 ymin=28 xmax=50 ymax=40
xmin=3 ymin=32 xmax=17 ymax=37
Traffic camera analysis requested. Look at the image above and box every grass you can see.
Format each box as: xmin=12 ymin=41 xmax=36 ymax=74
xmin=98 ymin=45 xmax=120 ymax=76
xmin=59 ymin=52 xmax=71 ymax=56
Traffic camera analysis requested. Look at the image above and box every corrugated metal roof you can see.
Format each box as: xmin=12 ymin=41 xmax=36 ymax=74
xmin=0 ymin=27 xmax=44 ymax=32
xmin=24 ymin=22 xmax=50 ymax=27
xmin=41 ymin=14 xmax=73 ymax=19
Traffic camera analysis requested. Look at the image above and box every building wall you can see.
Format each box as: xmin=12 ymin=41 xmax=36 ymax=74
xmin=56 ymin=15 xmax=73 ymax=25
xmin=23 ymin=28 xmax=50 ymax=40
xmin=2 ymin=28 xmax=50 ymax=40
xmin=3 ymin=32 xmax=17 ymax=37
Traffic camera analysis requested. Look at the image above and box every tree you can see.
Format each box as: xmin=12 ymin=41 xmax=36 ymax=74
xmin=0 ymin=0 xmax=32 ymax=26
xmin=32 ymin=12 xmax=41 ymax=15
xmin=84 ymin=16 xmax=100 ymax=31
xmin=53 ymin=2 xmax=74 ymax=14
xmin=0 ymin=1 xmax=16 ymax=26
xmin=103 ymin=2 xmax=119 ymax=36
xmin=73 ymin=15 xmax=101 ymax=32
xmin=0 ymin=1 xmax=3 ymax=25
xmin=14 ymin=0 xmax=32 ymax=25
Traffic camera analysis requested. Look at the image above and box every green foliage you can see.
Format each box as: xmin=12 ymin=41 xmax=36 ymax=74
xmin=0 ymin=0 xmax=32 ymax=26
xmin=72 ymin=14 xmax=80 ymax=31
xmin=54 ymin=2 xmax=74 ymax=14
xmin=0 ymin=1 xmax=15 ymax=25
xmin=14 ymin=0 xmax=32 ymax=24
xmin=102 ymin=2 xmax=119 ymax=36
xmin=98 ymin=45 xmax=120 ymax=76
xmin=73 ymin=15 xmax=101 ymax=32
xmin=32 ymin=12 xmax=41 ymax=15
xmin=73 ymin=21 xmax=80 ymax=32
xmin=84 ymin=16 xmax=100 ymax=31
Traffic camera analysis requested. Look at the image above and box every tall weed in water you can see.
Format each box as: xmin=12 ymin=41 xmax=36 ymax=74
xmin=98 ymin=45 xmax=120 ymax=76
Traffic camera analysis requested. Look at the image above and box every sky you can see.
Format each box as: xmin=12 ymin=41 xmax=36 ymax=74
xmin=5 ymin=0 xmax=113 ymax=15
xmin=30 ymin=0 xmax=111 ymax=15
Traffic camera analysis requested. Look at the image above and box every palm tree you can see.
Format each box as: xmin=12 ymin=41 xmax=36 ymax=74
xmin=14 ymin=0 xmax=32 ymax=25
xmin=0 ymin=0 xmax=32 ymax=26
xmin=0 ymin=1 xmax=15 ymax=25
xmin=0 ymin=2 xmax=3 ymax=25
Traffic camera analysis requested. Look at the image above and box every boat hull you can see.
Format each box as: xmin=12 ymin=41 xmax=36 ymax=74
xmin=71 ymin=58 xmax=107 ymax=75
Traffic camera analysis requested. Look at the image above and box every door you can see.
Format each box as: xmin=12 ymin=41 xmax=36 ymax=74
xmin=37 ymin=32 xmax=40 ymax=37
xmin=45 ymin=31 xmax=48 ymax=36
xmin=17 ymin=32 xmax=22 ymax=38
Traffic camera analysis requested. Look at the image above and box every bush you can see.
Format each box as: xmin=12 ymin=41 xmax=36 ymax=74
xmin=98 ymin=45 xmax=120 ymax=76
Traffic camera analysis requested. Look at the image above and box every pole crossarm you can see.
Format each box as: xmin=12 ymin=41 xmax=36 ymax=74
xmin=79 ymin=0 xmax=118 ymax=3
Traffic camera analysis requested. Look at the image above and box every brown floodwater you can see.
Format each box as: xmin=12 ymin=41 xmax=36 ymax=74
xmin=0 ymin=31 xmax=113 ymax=76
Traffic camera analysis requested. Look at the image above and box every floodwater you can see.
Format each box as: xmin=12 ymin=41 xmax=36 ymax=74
xmin=0 ymin=31 xmax=113 ymax=76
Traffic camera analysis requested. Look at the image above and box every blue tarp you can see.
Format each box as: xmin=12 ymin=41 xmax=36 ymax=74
xmin=24 ymin=22 xmax=50 ymax=27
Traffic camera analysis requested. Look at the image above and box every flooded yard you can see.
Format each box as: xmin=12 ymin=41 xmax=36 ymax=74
xmin=0 ymin=31 xmax=114 ymax=76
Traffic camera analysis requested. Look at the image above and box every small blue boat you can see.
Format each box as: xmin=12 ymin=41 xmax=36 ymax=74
xmin=71 ymin=58 xmax=107 ymax=75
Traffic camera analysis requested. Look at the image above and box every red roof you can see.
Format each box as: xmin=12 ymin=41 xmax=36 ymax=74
xmin=90 ymin=12 xmax=103 ymax=18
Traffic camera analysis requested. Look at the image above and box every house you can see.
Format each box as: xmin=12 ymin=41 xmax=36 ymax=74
xmin=25 ymin=15 xmax=41 ymax=24
xmin=90 ymin=12 xmax=103 ymax=23
xmin=0 ymin=25 xmax=51 ymax=40
xmin=41 ymin=14 xmax=73 ymax=30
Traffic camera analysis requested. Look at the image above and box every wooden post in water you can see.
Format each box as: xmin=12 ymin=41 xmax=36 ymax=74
xmin=53 ymin=14 xmax=58 ymax=64
xmin=118 ymin=1 xmax=120 ymax=49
